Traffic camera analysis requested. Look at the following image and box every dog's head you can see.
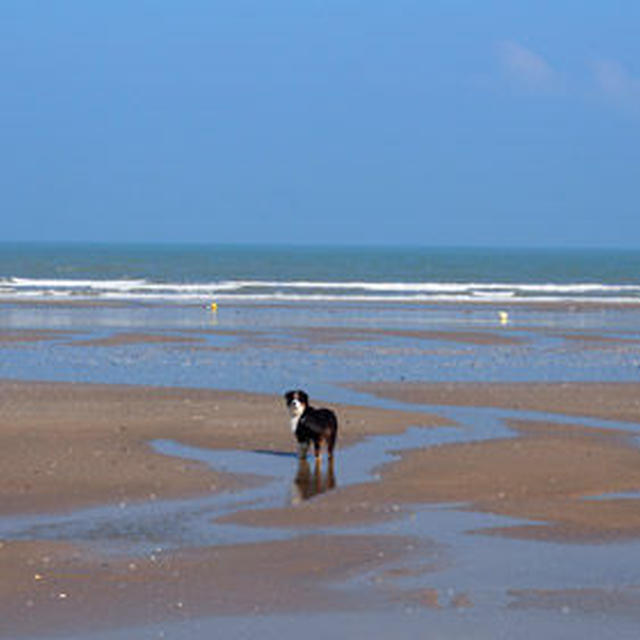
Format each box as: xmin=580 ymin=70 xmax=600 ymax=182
xmin=284 ymin=389 xmax=308 ymax=419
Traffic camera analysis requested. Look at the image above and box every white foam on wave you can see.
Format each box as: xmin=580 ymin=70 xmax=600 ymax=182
xmin=209 ymin=292 xmax=640 ymax=305
xmin=9 ymin=277 xmax=148 ymax=290
xmin=1 ymin=277 xmax=640 ymax=304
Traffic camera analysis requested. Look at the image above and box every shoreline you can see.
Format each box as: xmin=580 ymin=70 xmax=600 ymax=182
xmin=4 ymin=297 xmax=640 ymax=310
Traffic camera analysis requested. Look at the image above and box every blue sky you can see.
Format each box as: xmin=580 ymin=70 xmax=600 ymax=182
xmin=2 ymin=1 xmax=640 ymax=247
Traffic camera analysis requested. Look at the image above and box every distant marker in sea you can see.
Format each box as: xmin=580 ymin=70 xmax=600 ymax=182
xmin=498 ymin=311 xmax=509 ymax=325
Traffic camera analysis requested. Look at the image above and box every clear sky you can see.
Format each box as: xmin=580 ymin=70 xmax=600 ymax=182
xmin=2 ymin=1 xmax=639 ymax=247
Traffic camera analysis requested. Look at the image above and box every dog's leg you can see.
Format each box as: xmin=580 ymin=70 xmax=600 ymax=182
xmin=327 ymin=431 xmax=336 ymax=460
xmin=326 ymin=456 xmax=336 ymax=490
xmin=298 ymin=441 xmax=309 ymax=460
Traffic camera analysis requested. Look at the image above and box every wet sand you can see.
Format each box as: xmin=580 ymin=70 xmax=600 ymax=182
xmin=3 ymin=315 xmax=640 ymax=638
xmin=1 ymin=535 xmax=426 ymax=638
xmin=0 ymin=329 xmax=78 ymax=344
xmin=328 ymin=416 xmax=640 ymax=542
xmin=0 ymin=380 xmax=444 ymax=516
xmin=351 ymin=380 xmax=640 ymax=425
xmin=284 ymin=326 xmax=525 ymax=346
xmin=0 ymin=325 xmax=523 ymax=350
xmin=67 ymin=332 xmax=208 ymax=347
xmin=0 ymin=379 xmax=446 ymax=636
xmin=2 ymin=379 xmax=640 ymax=636
xmin=344 ymin=382 xmax=640 ymax=541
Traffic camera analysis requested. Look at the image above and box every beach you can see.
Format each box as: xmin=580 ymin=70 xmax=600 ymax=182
xmin=1 ymin=308 xmax=640 ymax=638
xmin=5 ymin=0 xmax=640 ymax=627
xmin=5 ymin=374 xmax=640 ymax=638
xmin=2 ymin=246 xmax=640 ymax=638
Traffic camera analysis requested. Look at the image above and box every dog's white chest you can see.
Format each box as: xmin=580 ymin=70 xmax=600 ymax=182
xmin=290 ymin=417 xmax=299 ymax=433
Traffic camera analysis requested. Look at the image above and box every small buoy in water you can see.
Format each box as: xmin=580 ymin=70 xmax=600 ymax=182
xmin=498 ymin=311 xmax=509 ymax=325
xmin=210 ymin=302 xmax=218 ymax=312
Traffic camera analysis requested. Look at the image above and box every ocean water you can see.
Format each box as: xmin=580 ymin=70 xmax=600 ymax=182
xmin=2 ymin=243 xmax=640 ymax=304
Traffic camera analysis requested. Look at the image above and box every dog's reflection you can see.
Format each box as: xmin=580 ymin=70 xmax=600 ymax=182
xmin=291 ymin=457 xmax=337 ymax=504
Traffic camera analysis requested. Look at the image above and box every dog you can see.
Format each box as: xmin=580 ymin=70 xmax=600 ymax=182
xmin=284 ymin=389 xmax=338 ymax=460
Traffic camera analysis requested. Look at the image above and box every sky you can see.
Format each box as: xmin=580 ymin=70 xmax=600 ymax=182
xmin=2 ymin=1 xmax=640 ymax=248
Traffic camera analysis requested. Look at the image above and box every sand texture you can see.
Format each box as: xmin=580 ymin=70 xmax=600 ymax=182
xmin=3 ymin=361 xmax=640 ymax=635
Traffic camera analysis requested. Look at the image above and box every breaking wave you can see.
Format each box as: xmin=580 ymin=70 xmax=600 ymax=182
xmin=1 ymin=277 xmax=639 ymax=304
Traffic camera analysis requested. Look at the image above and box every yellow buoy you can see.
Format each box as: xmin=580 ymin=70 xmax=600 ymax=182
xmin=498 ymin=311 xmax=509 ymax=325
xmin=210 ymin=302 xmax=218 ymax=311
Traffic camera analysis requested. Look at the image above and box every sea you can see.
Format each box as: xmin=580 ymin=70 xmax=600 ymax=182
xmin=2 ymin=243 xmax=640 ymax=305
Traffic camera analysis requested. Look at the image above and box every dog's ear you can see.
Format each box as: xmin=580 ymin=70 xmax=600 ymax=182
xmin=284 ymin=390 xmax=294 ymax=402
xmin=298 ymin=390 xmax=309 ymax=405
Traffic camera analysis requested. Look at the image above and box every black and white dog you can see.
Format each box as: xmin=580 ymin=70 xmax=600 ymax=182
xmin=284 ymin=389 xmax=338 ymax=460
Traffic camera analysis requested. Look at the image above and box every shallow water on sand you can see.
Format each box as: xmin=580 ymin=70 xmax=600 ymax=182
xmin=0 ymin=419 xmax=478 ymax=553
xmin=4 ymin=300 xmax=640 ymax=639
xmin=28 ymin=608 xmax=640 ymax=640
xmin=3 ymin=302 xmax=640 ymax=401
